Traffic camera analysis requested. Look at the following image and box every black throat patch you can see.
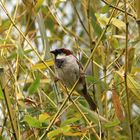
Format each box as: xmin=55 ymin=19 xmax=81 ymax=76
xmin=55 ymin=59 xmax=65 ymax=68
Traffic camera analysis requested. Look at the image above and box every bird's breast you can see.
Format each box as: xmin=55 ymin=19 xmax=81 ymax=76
xmin=56 ymin=55 xmax=80 ymax=88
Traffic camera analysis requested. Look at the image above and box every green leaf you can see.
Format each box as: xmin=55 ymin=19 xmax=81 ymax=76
xmin=61 ymin=117 xmax=81 ymax=127
xmin=100 ymin=81 xmax=109 ymax=92
xmin=89 ymin=7 xmax=103 ymax=38
xmin=24 ymin=115 xmax=42 ymax=128
xmin=35 ymin=0 xmax=44 ymax=11
xmin=47 ymin=126 xmax=71 ymax=139
xmin=78 ymin=103 xmax=107 ymax=123
xmin=17 ymin=44 xmax=24 ymax=58
xmin=109 ymin=36 xmax=119 ymax=49
xmin=7 ymin=49 xmax=33 ymax=60
xmin=86 ymin=75 xmax=98 ymax=83
xmin=98 ymin=16 xmax=125 ymax=31
xmin=100 ymin=5 xmax=109 ymax=14
xmin=0 ymin=135 xmax=6 ymax=140
xmin=28 ymin=77 xmax=40 ymax=95
xmin=55 ymin=0 xmax=67 ymax=7
xmin=127 ymin=48 xmax=135 ymax=72
xmin=127 ymin=75 xmax=140 ymax=100
xmin=0 ymin=86 xmax=4 ymax=100
xmin=104 ymin=119 xmax=120 ymax=128
xmin=0 ymin=20 xmax=11 ymax=33
xmin=46 ymin=16 xmax=55 ymax=32
xmin=115 ymin=72 xmax=140 ymax=100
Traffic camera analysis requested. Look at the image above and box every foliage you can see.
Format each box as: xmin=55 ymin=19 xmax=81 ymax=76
xmin=0 ymin=0 xmax=140 ymax=139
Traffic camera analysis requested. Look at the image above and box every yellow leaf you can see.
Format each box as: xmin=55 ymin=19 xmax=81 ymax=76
xmin=47 ymin=126 xmax=71 ymax=139
xmin=18 ymin=78 xmax=50 ymax=84
xmin=0 ymin=44 xmax=15 ymax=49
xmin=127 ymin=75 xmax=140 ymax=100
xmin=63 ymin=132 xmax=83 ymax=136
xmin=115 ymin=71 xmax=140 ymax=100
xmin=31 ymin=60 xmax=54 ymax=70
xmin=39 ymin=113 xmax=50 ymax=122
xmin=97 ymin=16 xmax=125 ymax=31
xmin=132 ymin=67 xmax=140 ymax=73
xmin=35 ymin=0 xmax=44 ymax=11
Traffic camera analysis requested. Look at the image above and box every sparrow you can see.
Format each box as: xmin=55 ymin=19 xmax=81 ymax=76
xmin=50 ymin=48 xmax=97 ymax=111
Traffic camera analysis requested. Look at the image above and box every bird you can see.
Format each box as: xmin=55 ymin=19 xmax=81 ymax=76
xmin=50 ymin=48 xmax=97 ymax=111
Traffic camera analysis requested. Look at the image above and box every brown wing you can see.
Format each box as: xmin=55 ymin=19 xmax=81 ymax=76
xmin=76 ymin=59 xmax=97 ymax=111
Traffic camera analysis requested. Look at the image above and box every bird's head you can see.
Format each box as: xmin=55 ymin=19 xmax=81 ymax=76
xmin=50 ymin=48 xmax=72 ymax=58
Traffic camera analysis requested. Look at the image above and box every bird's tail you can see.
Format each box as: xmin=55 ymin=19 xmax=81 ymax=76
xmin=81 ymin=85 xmax=97 ymax=111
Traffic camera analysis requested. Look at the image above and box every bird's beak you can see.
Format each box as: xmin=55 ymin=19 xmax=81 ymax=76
xmin=50 ymin=50 xmax=55 ymax=54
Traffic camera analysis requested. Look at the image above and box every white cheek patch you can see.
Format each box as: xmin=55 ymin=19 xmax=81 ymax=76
xmin=56 ymin=54 xmax=66 ymax=59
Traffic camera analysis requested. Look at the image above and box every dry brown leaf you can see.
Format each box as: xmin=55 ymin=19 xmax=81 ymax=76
xmin=112 ymin=87 xmax=125 ymax=122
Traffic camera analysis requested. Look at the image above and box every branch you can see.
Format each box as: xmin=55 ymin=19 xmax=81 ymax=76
xmin=101 ymin=0 xmax=136 ymax=20
xmin=123 ymin=0 xmax=133 ymax=139
xmin=0 ymin=68 xmax=19 ymax=140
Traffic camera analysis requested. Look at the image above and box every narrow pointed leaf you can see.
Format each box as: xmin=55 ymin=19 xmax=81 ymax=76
xmin=28 ymin=77 xmax=40 ymax=95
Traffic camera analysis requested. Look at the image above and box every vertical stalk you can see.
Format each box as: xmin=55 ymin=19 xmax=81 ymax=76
xmin=0 ymin=68 xmax=19 ymax=140
xmin=136 ymin=0 xmax=140 ymax=39
xmin=104 ymin=66 xmax=109 ymax=139
xmin=103 ymin=44 xmax=108 ymax=118
xmin=87 ymin=0 xmax=96 ymax=99
xmin=123 ymin=0 xmax=133 ymax=140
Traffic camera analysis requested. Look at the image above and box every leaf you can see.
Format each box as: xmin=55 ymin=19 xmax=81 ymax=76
xmin=7 ymin=49 xmax=33 ymax=60
xmin=100 ymin=81 xmax=109 ymax=92
xmin=89 ymin=7 xmax=103 ymax=38
xmin=86 ymin=76 xmax=108 ymax=91
xmin=17 ymin=44 xmax=24 ymax=58
xmin=132 ymin=67 xmax=140 ymax=73
xmin=100 ymin=5 xmax=109 ymax=14
xmin=0 ymin=44 xmax=15 ymax=49
xmin=127 ymin=47 xmax=135 ymax=72
xmin=109 ymin=36 xmax=119 ymax=49
xmin=115 ymin=72 xmax=140 ymax=100
xmin=104 ymin=119 xmax=120 ymax=128
xmin=78 ymin=102 xmax=107 ymax=123
xmin=0 ymin=135 xmax=5 ymax=140
xmin=98 ymin=16 xmax=125 ymax=31
xmin=46 ymin=16 xmax=55 ymax=32
xmin=111 ymin=18 xmax=125 ymax=31
xmin=127 ymin=75 xmax=140 ymax=100
xmin=112 ymin=87 xmax=125 ymax=122
xmin=61 ymin=117 xmax=81 ymax=127
xmin=0 ymin=20 xmax=11 ymax=33
xmin=28 ymin=77 xmax=40 ymax=95
xmin=47 ymin=126 xmax=71 ymax=139
xmin=39 ymin=113 xmax=50 ymax=122
xmin=63 ymin=132 xmax=83 ymax=136
xmin=31 ymin=60 xmax=54 ymax=70
xmin=0 ymin=86 xmax=4 ymax=100
xmin=86 ymin=75 xmax=97 ymax=83
xmin=35 ymin=0 xmax=44 ymax=11
xmin=24 ymin=115 xmax=42 ymax=128
xmin=55 ymin=0 xmax=67 ymax=7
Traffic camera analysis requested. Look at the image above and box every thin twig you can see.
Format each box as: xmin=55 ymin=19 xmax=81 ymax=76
xmin=71 ymin=0 xmax=89 ymax=36
xmin=0 ymin=68 xmax=19 ymax=140
xmin=47 ymin=4 xmax=90 ymax=46
xmin=101 ymin=0 xmax=136 ymax=20
xmin=64 ymin=85 xmax=100 ymax=140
